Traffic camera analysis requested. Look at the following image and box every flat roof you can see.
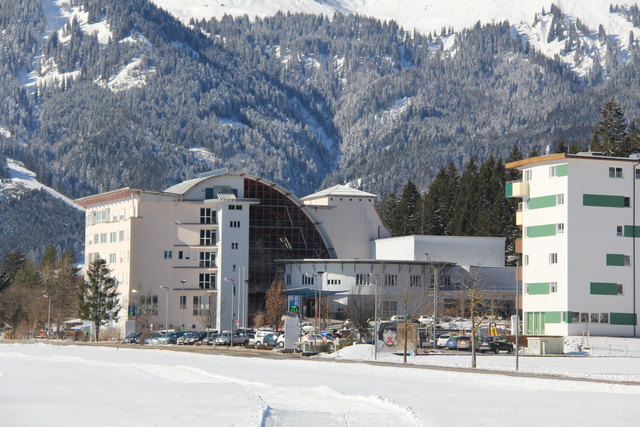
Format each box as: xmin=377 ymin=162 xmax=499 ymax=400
xmin=275 ymin=258 xmax=455 ymax=267
xmin=506 ymin=153 xmax=640 ymax=169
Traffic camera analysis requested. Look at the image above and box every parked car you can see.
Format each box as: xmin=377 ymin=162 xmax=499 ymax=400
xmin=390 ymin=314 xmax=406 ymax=322
xmin=456 ymin=336 xmax=473 ymax=351
xmin=479 ymin=336 xmax=514 ymax=353
xmin=122 ymin=332 xmax=141 ymax=344
xmin=250 ymin=330 xmax=275 ymax=346
xmin=437 ymin=334 xmax=458 ymax=348
xmin=300 ymin=322 xmax=315 ymax=333
xmin=204 ymin=333 xmax=219 ymax=345
xmin=176 ymin=331 xmax=207 ymax=345
xmin=418 ymin=315 xmax=434 ymax=325
xmin=445 ymin=336 xmax=467 ymax=350
xmin=215 ymin=331 xmax=250 ymax=346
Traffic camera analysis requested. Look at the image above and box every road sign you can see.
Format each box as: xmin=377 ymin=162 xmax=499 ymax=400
xmin=288 ymin=295 xmax=301 ymax=312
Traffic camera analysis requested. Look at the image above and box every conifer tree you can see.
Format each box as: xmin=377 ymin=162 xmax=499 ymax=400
xmin=78 ymin=258 xmax=120 ymax=341
xmin=421 ymin=163 xmax=458 ymax=235
xmin=451 ymin=159 xmax=480 ymax=236
xmin=380 ymin=193 xmax=401 ymax=235
xmin=591 ymin=98 xmax=628 ymax=156
xmin=395 ymin=180 xmax=422 ymax=236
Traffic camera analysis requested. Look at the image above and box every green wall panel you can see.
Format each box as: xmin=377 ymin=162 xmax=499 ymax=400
xmin=583 ymin=194 xmax=626 ymax=208
xmin=527 ymin=282 xmax=550 ymax=295
xmin=624 ymin=225 xmax=640 ymax=237
xmin=606 ymin=254 xmax=626 ymax=266
xmin=526 ymin=224 xmax=556 ymax=238
xmin=528 ymin=195 xmax=557 ymax=209
xmin=610 ymin=313 xmax=637 ymax=325
xmin=505 ymin=182 xmax=513 ymax=197
xmin=544 ymin=312 xmax=562 ymax=323
xmin=556 ymin=164 xmax=568 ymax=177
xmin=590 ymin=282 xmax=618 ymax=295
xmin=564 ymin=311 xmax=573 ymax=323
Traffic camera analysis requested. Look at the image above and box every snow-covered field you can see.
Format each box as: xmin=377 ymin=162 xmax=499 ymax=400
xmin=1 ymin=343 xmax=639 ymax=426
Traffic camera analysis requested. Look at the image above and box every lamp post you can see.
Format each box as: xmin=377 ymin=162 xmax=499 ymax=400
xmin=224 ymin=277 xmax=235 ymax=347
xmin=160 ymin=285 xmax=170 ymax=344
xmin=316 ymin=271 xmax=324 ymax=334
xmin=180 ymin=279 xmax=186 ymax=330
xmin=43 ymin=293 xmax=51 ymax=339
xmin=131 ymin=289 xmax=139 ymax=333
xmin=507 ymin=255 xmax=520 ymax=371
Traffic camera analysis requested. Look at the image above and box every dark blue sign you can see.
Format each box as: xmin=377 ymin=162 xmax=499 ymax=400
xmin=288 ymin=295 xmax=301 ymax=312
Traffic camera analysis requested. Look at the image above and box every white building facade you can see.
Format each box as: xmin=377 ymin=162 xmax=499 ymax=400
xmin=507 ymin=153 xmax=639 ymax=337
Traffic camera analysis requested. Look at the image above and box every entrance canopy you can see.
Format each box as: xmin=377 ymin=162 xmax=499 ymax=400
xmin=282 ymin=287 xmax=348 ymax=298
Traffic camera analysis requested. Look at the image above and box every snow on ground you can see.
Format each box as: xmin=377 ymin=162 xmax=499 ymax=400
xmin=0 ymin=343 xmax=639 ymax=426
xmin=96 ymin=58 xmax=156 ymax=93
xmin=323 ymin=343 xmax=640 ymax=382
xmin=2 ymin=159 xmax=83 ymax=211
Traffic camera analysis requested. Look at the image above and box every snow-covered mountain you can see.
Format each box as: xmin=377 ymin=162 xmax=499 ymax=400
xmin=152 ymin=0 xmax=640 ymax=75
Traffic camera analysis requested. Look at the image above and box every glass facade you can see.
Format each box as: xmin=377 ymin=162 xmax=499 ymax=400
xmin=244 ymin=178 xmax=330 ymax=314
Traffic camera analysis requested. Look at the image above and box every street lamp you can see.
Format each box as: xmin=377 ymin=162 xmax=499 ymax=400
xmin=180 ymin=279 xmax=186 ymax=330
xmin=160 ymin=285 xmax=170 ymax=344
xmin=224 ymin=277 xmax=235 ymax=347
xmin=131 ymin=289 xmax=139 ymax=333
xmin=42 ymin=292 xmax=51 ymax=339
xmin=507 ymin=255 xmax=520 ymax=371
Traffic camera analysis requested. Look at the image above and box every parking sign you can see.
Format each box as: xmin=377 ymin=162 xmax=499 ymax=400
xmin=288 ymin=295 xmax=301 ymax=312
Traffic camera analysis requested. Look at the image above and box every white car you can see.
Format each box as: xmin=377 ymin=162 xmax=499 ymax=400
xmin=418 ymin=315 xmax=434 ymax=325
xmin=390 ymin=315 xmax=406 ymax=322
xmin=300 ymin=322 xmax=315 ymax=333
xmin=437 ymin=334 xmax=458 ymax=348
xmin=250 ymin=330 xmax=274 ymax=346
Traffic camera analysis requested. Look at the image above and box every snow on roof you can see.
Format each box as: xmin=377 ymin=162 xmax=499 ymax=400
xmin=301 ymin=184 xmax=376 ymax=201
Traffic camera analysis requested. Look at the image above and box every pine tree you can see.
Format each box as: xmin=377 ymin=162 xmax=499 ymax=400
xmin=451 ymin=159 xmax=480 ymax=236
xmin=0 ymin=251 xmax=27 ymax=294
xmin=421 ymin=163 xmax=458 ymax=235
xmin=394 ymin=180 xmax=422 ymax=236
xmin=591 ymin=98 xmax=628 ymax=156
xmin=625 ymin=118 xmax=640 ymax=155
xmin=379 ymin=193 xmax=401 ymax=236
xmin=78 ymin=258 xmax=120 ymax=341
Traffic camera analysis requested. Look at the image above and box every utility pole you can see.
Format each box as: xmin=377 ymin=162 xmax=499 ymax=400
xmin=180 ymin=279 xmax=186 ymax=330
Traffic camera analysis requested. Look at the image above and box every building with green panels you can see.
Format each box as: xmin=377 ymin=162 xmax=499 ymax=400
xmin=506 ymin=153 xmax=639 ymax=337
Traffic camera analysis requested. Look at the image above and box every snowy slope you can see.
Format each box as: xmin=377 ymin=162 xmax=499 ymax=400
xmin=151 ymin=0 xmax=640 ymax=74
xmin=1 ymin=159 xmax=83 ymax=211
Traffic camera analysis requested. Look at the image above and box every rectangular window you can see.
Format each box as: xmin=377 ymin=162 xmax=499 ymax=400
xmin=410 ymin=275 xmax=422 ymax=287
xmin=109 ymin=232 xmax=117 ymax=243
xmin=230 ymin=221 xmax=240 ymax=228
xmin=600 ymin=313 xmax=609 ymax=324
xmin=572 ymin=312 xmax=580 ymax=323
xmin=382 ymin=301 xmax=398 ymax=318
xmin=109 ymin=253 xmax=117 ymax=264
xmin=205 ymin=188 xmax=214 ymax=199
xmin=590 ymin=313 xmax=600 ymax=323
xmin=192 ymin=296 xmax=210 ymax=316
xmin=556 ymin=223 xmax=564 ymax=234
xmin=549 ymin=253 xmax=558 ymax=264
xmin=355 ymin=274 xmax=371 ymax=286
xmin=199 ymin=208 xmax=216 ymax=224
xmin=229 ymin=204 xmax=236 ymax=210
xmin=524 ymin=170 xmax=532 ymax=181
xmin=199 ymin=252 xmax=215 ymax=268
xmin=557 ymin=194 xmax=564 ymax=205
xmin=286 ymin=274 xmax=291 ymax=286
xmin=617 ymin=284 xmax=624 ymax=295
xmin=140 ymin=295 xmax=159 ymax=315
xmin=100 ymin=233 xmax=107 ymax=244
xmin=580 ymin=312 xmax=589 ymax=323
xmin=178 ymin=251 xmax=183 ymax=260
xmin=549 ymin=282 xmax=558 ymax=293
xmin=199 ymin=273 xmax=215 ymax=289
xmin=179 ymin=295 xmax=186 ymax=309
xmin=93 ymin=234 xmax=99 ymax=244
xmin=617 ymin=225 xmax=623 ymax=236
xmin=609 ymin=167 xmax=623 ymax=178
xmin=200 ymin=229 xmax=216 ymax=245
xmin=231 ymin=242 xmax=238 ymax=250
xmin=636 ymin=169 xmax=640 ymax=179
xmin=302 ymin=275 xmax=315 ymax=286
xmin=385 ymin=274 xmax=398 ymax=287
xmin=119 ymin=230 xmax=125 ymax=241
xmin=235 ymin=205 xmax=243 ymax=210
xmin=163 ymin=250 xmax=172 ymax=260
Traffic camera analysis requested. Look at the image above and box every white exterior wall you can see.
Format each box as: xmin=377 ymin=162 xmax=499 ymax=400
xmin=304 ymin=195 xmax=390 ymax=258
xmin=375 ymin=235 xmax=505 ymax=267
xmin=517 ymin=155 xmax=640 ymax=337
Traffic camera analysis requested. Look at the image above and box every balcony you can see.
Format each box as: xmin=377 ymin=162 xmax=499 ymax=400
xmin=505 ymin=180 xmax=529 ymax=198
xmin=515 ymin=202 xmax=523 ymax=225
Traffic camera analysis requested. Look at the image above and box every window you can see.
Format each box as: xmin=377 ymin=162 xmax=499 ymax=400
xmin=355 ymin=274 xmax=371 ymax=286
xmin=381 ymin=301 xmax=398 ymax=318
xmin=93 ymin=234 xmax=99 ymax=244
xmin=624 ymin=255 xmax=631 ymax=266
xmin=200 ymin=229 xmax=216 ymax=245
xmin=524 ymin=255 xmax=529 ymax=266
xmin=192 ymin=295 xmax=211 ymax=316
xmin=550 ymin=166 xmax=560 ymax=177
xmin=385 ymin=274 xmax=398 ymax=287
xmin=410 ymin=275 xmax=422 ymax=287
xmin=609 ymin=167 xmax=623 ymax=178
xmin=231 ymin=242 xmax=238 ymax=250
xmin=302 ymin=275 xmax=315 ymax=285
xmin=549 ymin=253 xmax=558 ymax=264
xmin=229 ymin=204 xmax=235 ymax=210
xmin=327 ymin=279 xmax=342 ymax=285
xmin=590 ymin=313 xmax=600 ymax=323
xmin=580 ymin=312 xmax=589 ymax=323
xmin=636 ymin=169 xmax=640 ymax=179
xmin=200 ymin=208 xmax=216 ymax=224
xmin=205 ymin=188 xmax=214 ymax=199
xmin=100 ymin=233 xmax=107 ymax=244
xmin=600 ymin=313 xmax=609 ymax=324
xmin=199 ymin=273 xmax=215 ymax=289
xmin=179 ymin=295 xmax=186 ymax=309
xmin=163 ymin=250 xmax=172 ymax=260
xmin=556 ymin=223 xmax=564 ymax=234
xmin=178 ymin=251 xmax=183 ymax=260
xmin=617 ymin=284 xmax=624 ymax=295
xmin=199 ymin=252 xmax=215 ymax=268
xmin=109 ymin=232 xmax=117 ymax=243
xmin=230 ymin=220 xmax=240 ymax=228
xmin=617 ymin=225 xmax=623 ymax=236
xmin=286 ymin=274 xmax=291 ymax=286
xmin=109 ymin=253 xmax=117 ymax=264
xmin=549 ymin=282 xmax=558 ymax=293
xmin=140 ymin=295 xmax=158 ymax=315
xmin=572 ymin=312 xmax=580 ymax=323
xmin=524 ymin=170 xmax=532 ymax=181
xmin=119 ymin=230 xmax=125 ymax=241
xmin=556 ymin=194 xmax=564 ymax=205
xmin=624 ymin=197 xmax=631 ymax=207
xmin=235 ymin=205 xmax=243 ymax=210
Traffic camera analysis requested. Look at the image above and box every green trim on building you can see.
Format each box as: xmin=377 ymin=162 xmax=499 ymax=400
xmin=505 ymin=182 xmax=513 ymax=197
xmin=590 ymin=282 xmax=618 ymax=295
xmin=564 ymin=311 xmax=573 ymax=323
xmin=606 ymin=254 xmax=627 ymax=266
xmin=556 ymin=164 xmax=568 ymax=177
xmin=527 ymin=282 xmax=550 ymax=295
xmin=544 ymin=312 xmax=562 ymax=323
xmin=528 ymin=195 xmax=557 ymax=209
xmin=583 ymin=194 xmax=627 ymax=208
xmin=610 ymin=313 xmax=637 ymax=325
xmin=624 ymin=225 xmax=640 ymax=237
xmin=526 ymin=224 xmax=556 ymax=238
